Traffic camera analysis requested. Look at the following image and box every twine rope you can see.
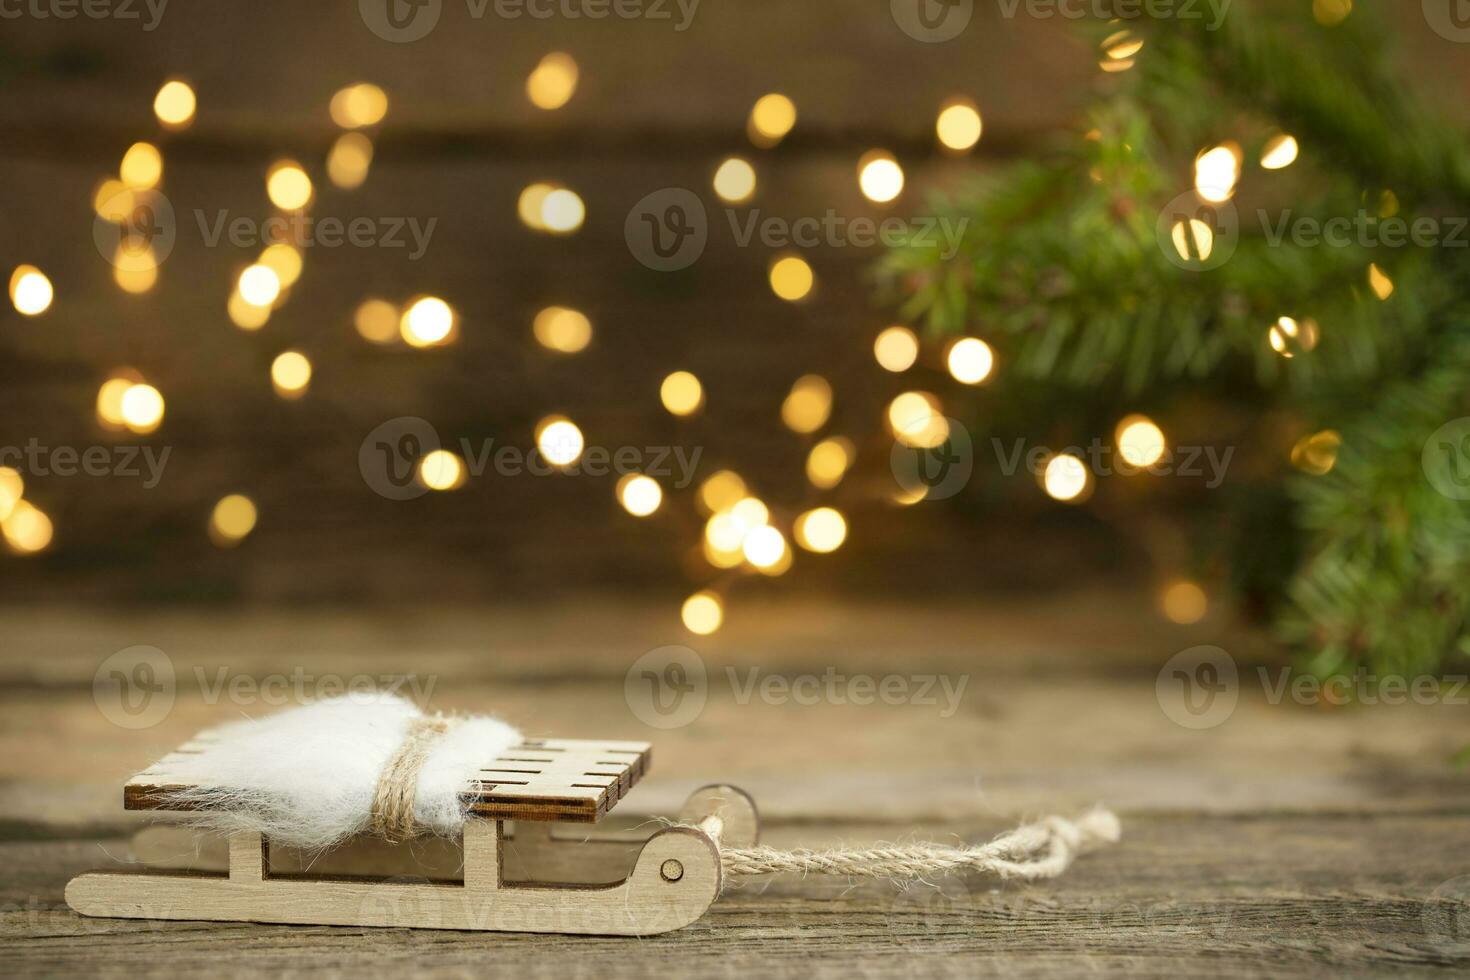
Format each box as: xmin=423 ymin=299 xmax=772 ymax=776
xmin=371 ymin=714 xmax=457 ymax=843
xmin=713 ymin=808 xmax=1120 ymax=882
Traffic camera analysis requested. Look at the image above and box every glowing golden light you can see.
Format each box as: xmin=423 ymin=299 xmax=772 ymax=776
xmin=1268 ymin=315 xmax=1320 ymax=358
xmin=1291 ymin=429 xmax=1341 ymax=476
xmin=533 ymin=306 xmax=592 ymax=354
xmin=806 ymin=436 xmax=854 ymax=489
xmin=1312 ymin=0 xmax=1352 ymax=27
xmin=327 ymin=132 xmax=374 ymax=190
xmin=266 ymin=161 xmax=313 ymax=211
xmin=120 ymin=383 xmax=165 ymax=434
xmin=888 ymin=391 xmax=947 ymax=449
xmin=781 ymin=375 xmax=832 ymax=434
xmin=517 ymin=183 xmax=555 ymax=230
xmin=93 ymin=179 xmax=134 ymax=222
xmin=1102 ymin=29 xmax=1144 ymax=61
xmin=712 ymin=156 xmax=757 ymax=204
xmin=526 ymin=52 xmax=578 ymax=110
xmin=1160 ymin=580 xmax=1208 ymax=625
xmin=1368 ymin=263 xmax=1394 ymax=301
xmin=329 ymin=83 xmax=388 ymax=128
xmin=540 ymin=188 xmax=585 ymax=234
xmin=401 ymin=296 xmax=455 ymax=347
xmin=9 ymin=265 xmax=53 ymax=316
xmin=96 ymin=374 xmax=138 ymax=430
xmin=731 ymin=496 xmax=769 ymax=528
xmin=354 ymin=298 xmax=399 ymax=344
xmin=113 ymin=244 xmax=158 ymax=294
xmin=1042 ymin=453 xmax=1091 ymax=503
xmin=742 ymin=524 xmax=787 ymax=569
xmin=748 ymin=93 xmax=796 ymax=147
xmin=228 ymin=291 xmax=271 ymax=330
xmin=3 ymin=500 xmax=53 ymax=555
xmin=418 ymin=450 xmax=467 ymax=491
xmin=768 ymin=255 xmax=814 ymax=302
xmin=794 ymin=507 xmax=847 ymax=554
xmin=238 ymin=264 xmax=282 ymax=307
xmin=1260 ymin=134 xmax=1299 ymax=170
xmin=210 ymin=494 xmax=258 ymax=546
xmin=873 ymin=326 xmax=919 ymax=373
xmin=660 ymin=371 xmax=705 ymax=416
xmin=1116 ymin=415 xmax=1166 ymax=468
xmin=536 ymin=416 xmax=584 ymax=467
xmin=857 ymin=151 xmax=904 ymax=204
xmin=1171 ymin=218 xmax=1215 ymax=263
xmin=704 ymin=513 xmax=746 ymax=555
xmin=153 ymin=79 xmax=197 ymax=128
xmin=1194 ymin=144 xmax=1241 ymax=203
xmin=270 ymin=351 xmax=313 ymax=398
xmin=120 ymin=142 xmax=163 ymax=190
xmin=259 ymin=243 xmax=303 ymax=289
xmin=617 ymin=474 xmax=663 ymax=517
xmin=936 ymin=99 xmax=983 ymax=152
xmin=681 ymin=591 xmax=724 ymax=635
xmin=0 ymin=468 xmax=21 ymax=523
xmin=946 ymin=337 xmax=994 ymax=385
xmin=697 ymin=470 xmax=746 ymax=515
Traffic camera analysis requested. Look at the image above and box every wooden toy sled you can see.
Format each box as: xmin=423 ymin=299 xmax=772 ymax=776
xmin=66 ymin=733 xmax=759 ymax=936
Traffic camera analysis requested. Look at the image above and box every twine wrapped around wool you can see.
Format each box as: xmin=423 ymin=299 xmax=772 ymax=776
xmin=370 ymin=714 xmax=459 ymax=843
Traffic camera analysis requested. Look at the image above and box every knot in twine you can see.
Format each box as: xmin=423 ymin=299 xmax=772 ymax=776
xmin=371 ymin=714 xmax=458 ymax=843
xmin=714 ymin=807 xmax=1120 ymax=883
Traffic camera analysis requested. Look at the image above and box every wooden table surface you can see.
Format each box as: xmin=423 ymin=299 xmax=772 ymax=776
xmin=2 ymin=594 xmax=1468 ymax=977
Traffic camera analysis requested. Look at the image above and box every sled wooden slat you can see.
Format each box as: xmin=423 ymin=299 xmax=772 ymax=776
xmin=123 ymin=735 xmax=653 ymax=823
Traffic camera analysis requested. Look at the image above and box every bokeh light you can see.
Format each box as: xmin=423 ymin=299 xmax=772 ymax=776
xmin=1160 ymin=580 xmax=1208 ymax=625
xmin=327 ymin=133 xmax=374 ymax=190
xmin=0 ymin=468 xmax=21 ymax=522
xmin=781 ymin=375 xmax=832 ymax=434
xmin=946 ymin=337 xmax=994 ymax=385
xmin=354 ymin=298 xmax=400 ymax=344
xmin=10 ymin=265 xmax=53 ymax=316
xmin=748 ymin=93 xmax=796 ymax=147
xmin=526 ymin=53 xmax=578 ymax=110
xmin=1368 ymin=263 xmax=1394 ymax=301
xmin=936 ymin=99 xmax=982 ymax=152
xmin=660 ymin=371 xmax=704 ymax=416
xmin=1291 ymin=429 xmax=1341 ymax=476
xmin=1042 ymin=453 xmax=1091 ymax=503
xmin=806 ymin=436 xmax=855 ymax=489
xmin=113 ymin=245 xmax=159 ymax=294
xmin=270 ymin=351 xmax=313 ymax=398
xmin=329 ymin=83 xmax=388 ymax=128
xmin=887 ymin=391 xmax=947 ymax=448
xmin=1268 ymin=315 xmax=1320 ymax=358
xmin=517 ymin=183 xmax=555 ymax=230
xmin=1116 ymin=415 xmax=1166 ymax=468
xmin=401 ymin=296 xmax=455 ymax=347
xmin=3 ymin=500 xmax=53 ymax=555
xmin=1260 ymin=134 xmax=1299 ymax=170
xmin=795 ymin=507 xmax=847 ymax=554
xmin=768 ymin=255 xmax=814 ymax=302
xmin=153 ymin=80 xmax=197 ymax=129
xmin=228 ymin=291 xmax=271 ymax=331
xmin=697 ymin=470 xmax=746 ymax=515
xmin=210 ymin=494 xmax=258 ymax=547
xmin=120 ymin=142 xmax=163 ymax=190
xmin=536 ymin=416 xmax=585 ymax=467
xmin=617 ymin=474 xmax=663 ymax=517
xmin=540 ymin=188 xmax=585 ymax=234
xmin=418 ymin=450 xmax=467 ymax=491
xmin=533 ymin=306 xmax=592 ymax=353
xmin=1194 ymin=143 xmax=1241 ymax=203
xmin=858 ymin=151 xmax=904 ymax=203
xmin=873 ymin=326 xmax=919 ymax=372
xmin=238 ymin=264 xmax=282 ymax=308
xmin=713 ymin=157 xmax=757 ymax=203
xmin=742 ymin=525 xmax=788 ymax=569
xmin=259 ymin=243 xmax=303 ymax=289
xmin=95 ymin=373 xmax=140 ymax=430
xmin=267 ymin=161 xmax=313 ymax=210
xmin=120 ymin=383 xmax=165 ymax=434
xmin=681 ymin=591 xmax=724 ymax=635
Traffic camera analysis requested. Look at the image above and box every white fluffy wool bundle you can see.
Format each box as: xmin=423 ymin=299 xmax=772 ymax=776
xmin=153 ymin=693 xmax=520 ymax=850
